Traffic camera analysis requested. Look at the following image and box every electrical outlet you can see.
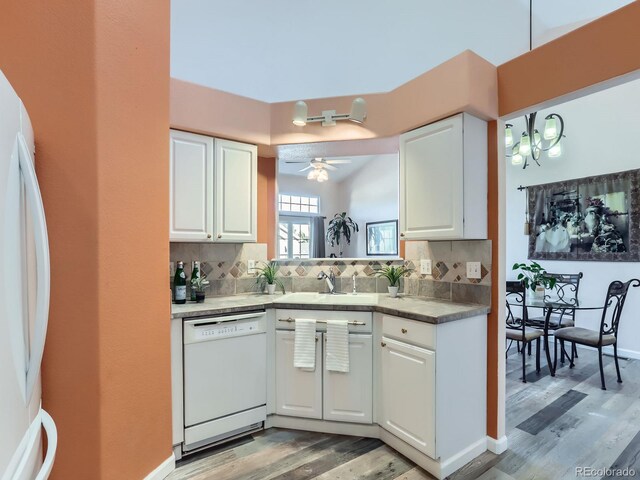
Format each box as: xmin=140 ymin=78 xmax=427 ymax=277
xmin=466 ymin=261 xmax=482 ymax=280
xmin=248 ymin=259 xmax=257 ymax=275
xmin=420 ymin=259 xmax=432 ymax=275
xmin=169 ymin=261 xmax=176 ymax=277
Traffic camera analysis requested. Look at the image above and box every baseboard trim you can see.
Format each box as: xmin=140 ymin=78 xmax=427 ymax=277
xmin=439 ymin=437 xmax=489 ymax=478
xmin=574 ymin=343 xmax=640 ymax=361
xmin=486 ymin=435 xmax=508 ymax=454
xmin=144 ymin=454 xmax=175 ymax=480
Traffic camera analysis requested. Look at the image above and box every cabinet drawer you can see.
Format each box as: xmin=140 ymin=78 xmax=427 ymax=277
xmin=381 ymin=315 xmax=435 ymax=350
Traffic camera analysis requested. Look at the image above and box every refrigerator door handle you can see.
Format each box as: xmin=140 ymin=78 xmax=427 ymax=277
xmin=17 ymin=132 xmax=50 ymax=403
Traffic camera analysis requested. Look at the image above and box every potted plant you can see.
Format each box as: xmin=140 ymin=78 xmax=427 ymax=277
xmin=375 ymin=265 xmax=412 ymax=298
xmin=326 ymin=212 xmax=359 ymax=257
xmin=190 ymin=274 xmax=210 ymax=303
xmin=512 ymin=261 xmax=557 ymax=300
xmin=255 ymin=261 xmax=285 ymax=295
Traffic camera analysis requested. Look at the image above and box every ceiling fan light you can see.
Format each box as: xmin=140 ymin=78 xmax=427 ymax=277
xmin=548 ymin=142 xmax=562 ymax=158
xmin=505 ymin=125 xmax=514 ymax=148
xmin=543 ymin=116 xmax=557 ymax=140
xmin=293 ymin=101 xmax=308 ymax=126
xmin=307 ymin=169 xmax=319 ymax=180
xmin=317 ymin=169 xmax=329 ymax=182
xmin=349 ymin=97 xmax=367 ymax=123
xmin=519 ymin=133 xmax=531 ymax=156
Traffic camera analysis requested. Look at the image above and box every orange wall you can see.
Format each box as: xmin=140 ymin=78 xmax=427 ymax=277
xmin=258 ymin=157 xmax=277 ymax=258
xmin=498 ymin=1 xmax=640 ymax=117
xmin=0 ymin=1 xmax=172 ymax=479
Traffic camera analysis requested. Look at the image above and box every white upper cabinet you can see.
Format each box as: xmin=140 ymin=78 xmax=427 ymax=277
xmin=213 ymin=139 xmax=258 ymax=243
xmin=170 ymin=131 xmax=257 ymax=243
xmin=170 ymin=130 xmax=214 ymax=242
xmin=399 ymin=113 xmax=487 ymax=240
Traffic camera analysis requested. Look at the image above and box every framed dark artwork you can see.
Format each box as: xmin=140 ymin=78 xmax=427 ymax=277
xmin=366 ymin=220 xmax=398 ymax=256
xmin=527 ymin=169 xmax=640 ymax=262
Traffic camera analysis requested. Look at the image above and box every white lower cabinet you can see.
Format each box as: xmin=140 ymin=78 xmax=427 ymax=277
xmin=275 ymin=330 xmax=322 ymax=419
xmin=275 ymin=330 xmax=373 ymax=424
xmin=380 ymin=336 xmax=436 ymax=458
xmin=323 ymin=334 xmax=373 ymax=424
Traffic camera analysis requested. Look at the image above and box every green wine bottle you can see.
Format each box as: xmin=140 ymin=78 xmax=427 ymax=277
xmin=174 ymin=261 xmax=187 ymax=304
xmin=190 ymin=261 xmax=200 ymax=301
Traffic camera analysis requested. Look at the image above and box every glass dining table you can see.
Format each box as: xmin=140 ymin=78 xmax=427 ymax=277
xmin=506 ymin=297 xmax=605 ymax=376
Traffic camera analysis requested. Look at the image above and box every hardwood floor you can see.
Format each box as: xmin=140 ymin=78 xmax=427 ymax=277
xmin=170 ymin=348 xmax=640 ymax=479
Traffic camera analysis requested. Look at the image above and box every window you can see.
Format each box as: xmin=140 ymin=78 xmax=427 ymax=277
xmin=278 ymin=194 xmax=319 ymax=214
xmin=279 ymin=217 xmax=311 ymax=259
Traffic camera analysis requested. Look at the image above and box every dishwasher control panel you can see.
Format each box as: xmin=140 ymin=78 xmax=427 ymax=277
xmin=183 ymin=312 xmax=267 ymax=344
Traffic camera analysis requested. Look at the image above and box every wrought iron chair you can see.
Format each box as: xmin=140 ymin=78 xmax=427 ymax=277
xmin=506 ymin=281 xmax=542 ymax=382
xmin=554 ymin=279 xmax=640 ymax=390
xmin=527 ymin=272 xmax=583 ymax=361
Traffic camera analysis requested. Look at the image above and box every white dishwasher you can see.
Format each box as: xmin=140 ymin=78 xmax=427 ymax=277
xmin=183 ymin=311 xmax=267 ymax=452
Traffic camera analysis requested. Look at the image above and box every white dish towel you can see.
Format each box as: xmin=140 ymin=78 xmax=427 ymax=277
xmin=326 ymin=320 xmax=350 ymax=373
xmin=294 ymin=319 xmax=317 ymax=369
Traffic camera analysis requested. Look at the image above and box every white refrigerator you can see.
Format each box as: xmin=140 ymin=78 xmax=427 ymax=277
xmin=0 ymin=70 xmax=57 ymax=480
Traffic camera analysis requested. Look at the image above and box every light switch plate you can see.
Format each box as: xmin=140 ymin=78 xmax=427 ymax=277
xmin=169 ymin=261 xmax=176 ymax=277
xmin=466 ymin=261 xmax=482 ymax=279
xmin=248 ymin=259 xmax=257 ymax=275
xmin=420 ymin=259 xmax=432 ymax=275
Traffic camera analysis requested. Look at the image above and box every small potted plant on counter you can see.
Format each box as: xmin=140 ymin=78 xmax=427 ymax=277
xmin=375 ymin=265 xmax=412 ymax=298
xmin=255 ymin=261 xmax=285 ymax=295
xmin=326 ymin=212 xmax=359 ymax=257
xmin=512 ymin=261 xmax=557 ymax=301
xmin=190 ymin=274 xmax=210 ymax=303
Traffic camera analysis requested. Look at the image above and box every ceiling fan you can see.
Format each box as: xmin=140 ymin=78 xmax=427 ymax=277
xmin=285 ymin=157 xmax=352 ymax=182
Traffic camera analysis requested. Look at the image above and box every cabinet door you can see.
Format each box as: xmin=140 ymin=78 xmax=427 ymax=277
xmin=213 ymin=139 xmax=257 ymax=242
xmin=275 ymin=330 xmax=322 ymax=419
xmin=399 ymin=114 xmax=463 ymax=240
xmin=380 ymin=336 xmax=436 ymax=458
xmin=169 ymin=130 xmax=214 ymax=241
xmin=323 ymin=334 xmax=373 ymax=424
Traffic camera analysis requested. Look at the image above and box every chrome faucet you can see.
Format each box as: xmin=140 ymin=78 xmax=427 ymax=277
xmin=317 ymin=270 xmax=336 ymax=294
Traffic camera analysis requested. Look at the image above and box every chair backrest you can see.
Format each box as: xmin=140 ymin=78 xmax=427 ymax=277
xmin=600 ymin=279 xmax=640 ymax=339
xmin=506 ymin=281 xmax=526 ymax=328
xmin=544 ymin=272 xmax=583 ymax=306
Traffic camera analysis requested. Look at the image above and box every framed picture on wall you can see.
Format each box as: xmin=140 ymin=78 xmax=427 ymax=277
xmin=527 ymin=168 xmax=640 ymax=262
xmin=366 ymin=220 xmax=398 ymax=256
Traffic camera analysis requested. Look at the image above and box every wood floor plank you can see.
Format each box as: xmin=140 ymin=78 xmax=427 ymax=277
xmin=312 ymin=444 xmax=415 ymax=480
xmin=391 ymin=467 xmax=434 ymax=480
xmin=515 ymin=389 xmax=587 ymax=435
xmin=605 ymin=430 xmax=640 ymax=478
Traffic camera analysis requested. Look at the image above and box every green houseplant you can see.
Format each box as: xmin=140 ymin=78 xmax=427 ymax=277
xmin=326 ymin=212 xmax=359 ymax=257
xmin=190 ymin=274 xmax=210 ymax=303
xmin=512 ymin=262 xmax=557 ymax=298
xmin=255 ymin=261 xmax=285 ymax=295
xmin=375 ymin=265 xmax=413 ymax=298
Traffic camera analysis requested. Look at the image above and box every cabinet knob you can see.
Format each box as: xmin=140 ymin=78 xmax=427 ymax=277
xmin=217 ymin=234 xmax=222 ymax=239
xmin=381 ymin=342 xmax=386 ymax=347
xmin=401 ymin=328 xmax=408 ymax=334
xmin=400 ymin=232 xmax=405 ymax=237
xmin=207 ymin=234 xmax=212 ymax=239
xmin=316 ymin=337 xmax=319 ymax=343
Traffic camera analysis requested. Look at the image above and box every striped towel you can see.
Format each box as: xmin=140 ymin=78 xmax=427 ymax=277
xmin=326 ymin=320 xmax=350 ymax=373
xmin=294 ymin=319 xmax=316 ymax=369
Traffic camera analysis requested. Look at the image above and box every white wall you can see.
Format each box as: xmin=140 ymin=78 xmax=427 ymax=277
xmin=339 ymin=154 xmax=399 ymax=258
xmin=505 ymin=78 xmax=640 ymax=358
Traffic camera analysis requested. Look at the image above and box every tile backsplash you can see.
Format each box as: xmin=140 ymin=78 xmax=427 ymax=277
xmin=170 ymin=239 xmax=491 ymax=306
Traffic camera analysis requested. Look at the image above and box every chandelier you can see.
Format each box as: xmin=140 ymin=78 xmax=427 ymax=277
xmin=505 ymin=112 xmax=565 ymax=169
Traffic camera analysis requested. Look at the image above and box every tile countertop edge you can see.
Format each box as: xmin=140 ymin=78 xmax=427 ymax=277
xmin=171 ymin=295 xmax=490 ymax=325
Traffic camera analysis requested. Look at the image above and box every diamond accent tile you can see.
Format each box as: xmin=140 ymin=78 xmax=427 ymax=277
xmin=295 ymin=266 xmax=307 ymax=276
xmin=229 ymin=266 xmax=240 ymax=278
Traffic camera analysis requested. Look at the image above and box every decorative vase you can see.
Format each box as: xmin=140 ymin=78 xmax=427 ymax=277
xmin=388 ymin=286 xmax=399 ymax=298
xmin=195 ymin=291 xmax=205 ymax=303
xmin=530 ymin=285 xmax=545 ymax=303
xmin=266 ymin=284 xmax=277 ymax=295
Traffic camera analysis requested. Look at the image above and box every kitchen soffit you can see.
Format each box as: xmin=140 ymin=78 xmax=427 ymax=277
xmin=170 ymin=0 xmax=633 ymax=103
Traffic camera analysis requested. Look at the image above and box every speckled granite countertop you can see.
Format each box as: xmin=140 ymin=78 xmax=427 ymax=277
xmin=171 ymin=293 xmax=489 ymax=324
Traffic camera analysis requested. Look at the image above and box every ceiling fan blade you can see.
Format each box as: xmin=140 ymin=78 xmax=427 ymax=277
xmin=326 ymin=160 xmax=351 ymax=164
xmin=324 ymin=164 xmax=338 ymax=171
xmin=298 ymin=166 xmax=313 ymax=172
xmin=285 ymin=161 xmax=310 ymax=164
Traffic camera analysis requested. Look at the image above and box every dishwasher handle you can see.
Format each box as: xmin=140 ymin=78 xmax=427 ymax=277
xmin=185 ymin=311 xmax=266 ymax=327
